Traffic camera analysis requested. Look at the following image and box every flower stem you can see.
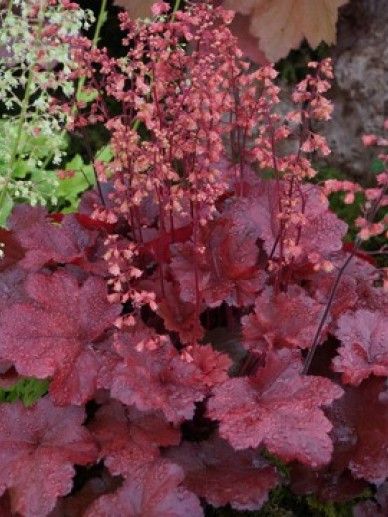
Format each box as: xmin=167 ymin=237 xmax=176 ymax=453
xmin=302 ymin=185 xmax=387 ymax=374
xmin=93 ymin=0 xmax=108 ymax=47
xmin=75 ymin=0 xmax=107 ymax=106
xmin=302 ymin=251 xmax=355 ymax=375
xmin=173 ymin=0 xmax=182 ymax=14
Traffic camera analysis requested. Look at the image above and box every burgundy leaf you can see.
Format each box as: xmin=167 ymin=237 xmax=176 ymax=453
xmin=289 ymin=186 xmax=348 ymax=261
xmin=332 ymin=309 xmax=388 ymax=385
xmin=0 ymin=228 xmax=25 ymax=271
xmin=9 ymin=205 xmax=97 ymax=271
xmin=84 ymin=460 xmax=203 ymax=517
xmin=184 ymin=344 xmax=232 ymax=388
xmin=291 ymin=378 xmax=388 ymax=496
xmin=327 ymin=377 xmax=388 ymax=484
xmin=207 ymin=349 xmax=343 ymax=467
xmin=308 ymin=255 xmax=385 ymax=322
xmin=111 ymin=331 xmax=206 ymax=423
xmin=240 ymin=182 xmax=347 ymax=263
xmin=165 ymin=435 xmax=278 ymax=511
xmin=0 ymin=397 xmax=97 ymax=517
xmin=75 ymin=213 xmax=116 ymax=232
xmin=242 ymin=285 xmax=324 ymax=354
xmin=308 ymin=268 xmax=358 ymax=321
xmin=78 ymin=183 xmax=114 ymax=215
xmin=0 ymin=265 xmax=27 ymax=313
xmin=143 ymin=224 xmax=193 ymax=263
xmin=89 ymin=400 xmax=180 ymax=476
xmin=0 ymin=270 xmax=121 ymax=405
xmin=290 ymin=463 xmax=367 ymax=503
xmin=157 ymin=281 xmax=204 ymax=344
xmin=171 ymin=215 xmax=265 ymax=308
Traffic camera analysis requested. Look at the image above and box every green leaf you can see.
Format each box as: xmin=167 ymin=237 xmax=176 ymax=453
xmin=55 ymin=154 xmax=95 ymax=212
xmin=96 ymin=144 xmax=113 ymax=163
xmin=0 ymin=378 xmax=49 ymax=407
xmin=0 ymin=192 xmax=14 ymax=227
xmin=55 ymin=146 xmax=112 ymax=212
xmin=13 ymin=159 xmax=32 ymax=179
xmin=76 ymin=88 xmax=99 ymax=104
xmin=371 ymin=158 xmax=385 ymax=174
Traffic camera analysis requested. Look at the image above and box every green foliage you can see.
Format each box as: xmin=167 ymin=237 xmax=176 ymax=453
xmin=55 ymin=145 xmax=113 ymax=212
xmin=0 ymin=121 xmax=68 ymax=224
xmin=305 ymin=496 xmax=352 ymax=517
xmin=371 ymin=158 xmax=385 ymax=175
xmin=0 ymin=378 xmax=49 ymax=407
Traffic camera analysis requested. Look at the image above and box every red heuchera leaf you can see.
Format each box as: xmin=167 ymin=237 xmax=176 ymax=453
xmin=111 ymin=331 xmax=207 ymax=423
xmin=75 ymin=213 xmax=116 ymax=232
xmin=332 ymin=309 xmax=388 ymax=385
xmin=0 ymin=270 xmax=121 ymax=405
xmin=165 ymin=434 xmax=278 ymax=511
xmin=78 ymin=183 xmax=114 ymax=215
xmin=184 ymin=344 xmax=232 ymax=387
xmin=156 ymin=281 xmax=204 ymax=344
xmin=171 ymin=216 xmax=265 ymax=308
xmin=308 ymin=256 xmax=387 ymax=320
xmin=241 ymin=182 xmax=347 ymax=263
xmin=89 ymin=400 xmax=180 ymax=476
xmin=290 ymin=463 xmax=367 ymax=503
xmin=8 ymin=205 xmax=97 ymax=271
xmin=289 ymin=341 xmax=385 ymax=499
xmin=0 ymin=228 xmax=25 ymax=271
xmin=288 ymin=186 xmax=348 ymax=260
xmin=142 ymin=224 xmax=193 ymax=263
xmin=242 ymin=285 xmax=324 ymax=354
xmin=0 ymin=397 xmax=97 ymax=517
xmin=326 ymin=377 xmax=388 ymax=484
xmin=84 ymin=460 xmax=203 ymax=517
xmin=308 ymin=269 xmax=358 ymax=321
xmin=207 ymin=349 xmax=343 ymax=467
xmin=0 ymin=265 xmax=27 ymax=313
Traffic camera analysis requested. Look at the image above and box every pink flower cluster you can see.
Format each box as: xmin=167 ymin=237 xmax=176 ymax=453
xmin=1 ymin=4 xmax=386 ymax=516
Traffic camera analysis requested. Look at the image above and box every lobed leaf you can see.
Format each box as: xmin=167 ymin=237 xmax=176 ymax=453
xmin=0 ymin=397 xmax=97 ymax=517
xmin=0 ymin=270 xmax=121 ymax=405
xmin=207 ymin=349 xmax=343 ymax=467
xmin=84 ymin=460 xmax=203 ymax=517
xmin=165 ymin=434 xmax=278 ymax=511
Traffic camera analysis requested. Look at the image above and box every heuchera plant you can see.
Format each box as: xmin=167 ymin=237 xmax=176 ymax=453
xmin=0 ymin=2 xmax=387 ymax=516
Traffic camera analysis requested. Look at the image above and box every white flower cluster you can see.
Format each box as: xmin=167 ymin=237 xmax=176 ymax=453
xmin=0 ymin=0 xmax=94 ymax=222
